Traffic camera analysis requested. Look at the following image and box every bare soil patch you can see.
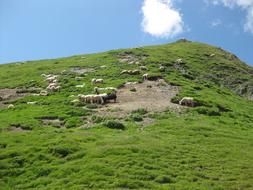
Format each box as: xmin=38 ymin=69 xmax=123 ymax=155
xmin=0 ymin=89 xmax=28 ymax=108
xmin=41 ymin=118 xmax=64 ymax=128
xmin=96 ymin=80 xmax=181 ymax=118
xmin=70 ymin=67 xmax=95 ymax=74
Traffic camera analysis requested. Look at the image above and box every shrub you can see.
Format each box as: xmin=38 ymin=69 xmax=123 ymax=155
xmin=91 ymin=115 xmax=105 ymax=123
xmin=49 ymin=146 xmax=76 ymax=157
xmin=103 ymin=120 xmax=125 ymax=130
xmin=195 ymin=107 xmax=221 ymax=116
xmin=64 ymin=117 xmax=82 ymax=128
xmin=130 ymin=87 xmax=137 ymax=92
xmin=155 ymin=175 xmax=173 ymax=184
xmin=131 ymin=114 xmax=143 ymax=122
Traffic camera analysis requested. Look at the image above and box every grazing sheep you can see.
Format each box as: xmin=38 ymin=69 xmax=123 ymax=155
xmin=91 ymin=78 xmax=104 ymax=84
xmin=159 ymin=66 xmax=165 ymax=72
xmin=47 ymin=84 xmax=61 ymax=92
xmin=131 ymin=69 xmax=140 ymax=75
xmin=139 ymin=66 xmax=148 ymax=71
xmin=45 ymin=75 xmax=58 ymax=83
xmin=78 ymin=93 xmax=108 ymax=104
xmin=179 ymin=97 xmax=195 ymax=107
xmin=100 ymin=65 xmax=107 ymax=68
xmin=102 ymin=93 xmax=117 ymax=103
xmin=142 ymin=73 xmax=149 ymax=80
xmin=120 ymin=70 xmax=129 ymax=75
xmin=71 ymin=99 xmax=79 ymax=103
xmin=8 ymin=104 xmax=15 ymax=109
xmin=75 ymin=84 xmax=85 ymax=88
xmin=75 ymin=77 xmax=84 ymax=81
xmin=94 ymin=87 xmax=117 ymax=94
xmin=176 ymin=59 xmax=183 ymax=64
xmin=27 ymin=102 xmax=37 ymax=105
xmin=210 ymin=54 xmax=216 ymax=57
xmin=40 ymin=90 xmax=48 ymax=96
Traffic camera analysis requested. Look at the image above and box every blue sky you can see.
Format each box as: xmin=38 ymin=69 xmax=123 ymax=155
xmin=0 ymin=0 xmax=252 ymax=65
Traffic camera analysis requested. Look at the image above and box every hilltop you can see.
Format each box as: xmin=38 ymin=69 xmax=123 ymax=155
xmin=0 ymin=40 xmax=253 ymax=190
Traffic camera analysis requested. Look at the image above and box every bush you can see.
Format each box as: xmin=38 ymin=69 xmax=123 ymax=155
xmin=195 ymin=107 xmax=221 ymax=116
xmin=91 ymin=115 xmax=105 ymax=123
xmin=131 ymin=114 xmax=143 ymax=122
xmin=64 ymin=117 xmax=82 ymax=128
xmin=103 ymin=120 xmax=125 ymax=130
xmin=49 ymin=146 xmax=76 ymax=157
xmin=130 ymin=87 xmax=137 ymax=92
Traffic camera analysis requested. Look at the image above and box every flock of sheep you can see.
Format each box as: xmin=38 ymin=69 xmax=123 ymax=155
xmin=5 ymin=58 xmax=196 ymax=109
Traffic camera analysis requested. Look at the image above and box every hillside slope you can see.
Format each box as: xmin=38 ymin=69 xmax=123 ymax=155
xmin=0 ymin=40 xmax=253 ymax=190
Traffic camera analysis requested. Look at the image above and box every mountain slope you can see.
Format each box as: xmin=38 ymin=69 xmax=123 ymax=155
xmin=0 ymin=40 xmax=253 ymax=190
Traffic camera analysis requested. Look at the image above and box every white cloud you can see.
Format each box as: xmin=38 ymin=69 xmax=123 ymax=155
xmin=141 ymin=0 xmax=183 ymax=38
xmin=209 ymin=0 xmax=253 ymax=34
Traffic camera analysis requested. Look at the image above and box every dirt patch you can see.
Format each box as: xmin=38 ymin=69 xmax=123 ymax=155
xmin=118 ymin=54 xmax=147 ymax=65
xmin=96 ymin=80 xmax=181 ymax=118
xmin=70 ymin=67 xmax=95 ymax=74
xmin=41 ymin=118 xmax=64 ymax=128
xmin=0 ymin=89 xmax=28 ymax=108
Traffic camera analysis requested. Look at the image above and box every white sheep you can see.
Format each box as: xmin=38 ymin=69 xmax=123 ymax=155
xmin=40 ymin=90 xmax=48 ymax=96
xmin=139 ymin=66 xmax=148 ymax=71
xmin=142 ymin=73 xmax=149 ymax=80
xmin=120 ymin=70 xmax=129 ymax=75
xmin=8 ymin=104 xmax=15 ymax=109
xmin=45 ymin=75 xmax=58 ymax=83
xmin=75 ymin=84 xmax=85 ymax=88
xmin=159 ymin=66 xmax=165 ymax=72
xmin=94 ymin=87 xmax=117 ymax=94
xmin=91 ymin=78 xmax=104 ymax=84
xmin=179 ymin=97 xmax=195 ymax=107
xmin=176 ymin=59 xmax=183 ymax=64
xmin=27 ymin=102 xmax=37 ymax=105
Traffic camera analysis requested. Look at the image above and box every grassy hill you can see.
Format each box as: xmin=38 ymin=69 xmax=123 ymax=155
xmin=0 ymin=40 xmax=253 ymax=190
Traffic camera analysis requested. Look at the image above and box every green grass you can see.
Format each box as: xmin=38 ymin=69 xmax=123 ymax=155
xmin=0 ymin=40 xmax=253 ymax=189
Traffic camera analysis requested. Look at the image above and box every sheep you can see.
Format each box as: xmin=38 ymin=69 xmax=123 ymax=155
xmin=131 ymin=69 xmax=140 ymax=75
xmin=100 ymin=65 xmax=107 ymax=68
xmin=94 ymin=87 xmax=117 ymax=94
xmin=125 ymin=82 xmax=138 ymax=86
xmin=75 ymin=77 xmax=84 ymax=81
xmin=27 ymin=102 xmax=37 ymax=105
xmin=139 ymin=66 xmax=148 ymax=71
xmin=40 ymin=90 xmax=48 ymax=96
xmin=142 ymin=73 xmax=149 ymax=80
xmin=47 ymin=84 xmax=61 ymax=92
xmin=176 ymin=59 xmax=183 ymax=64
xmin=102 ymin=93 xmax=117 ymax=103
xmin=45 ymin=75 xmax=58 ymax=83
xmin=159 ymin=66 xmax=165 ymax=72
xmin=8 ymin=104 xmax=15 ymax=109
xmin=91 ymin=78 xmax=104 ymax=84
xmin=179 ymin=97 xmax=195 ymax=107
xmin=71 ymin=99 xmax=79 ymax=103
xmin=210 ymin=54 xmax=216 ymax=57
xmin=78 ymin=94 xmax=107 ymax=104
xmin=75 ymin=84 xmax=85 ymax=88
xmin=120 ymin=70 xmax=129 ymax=75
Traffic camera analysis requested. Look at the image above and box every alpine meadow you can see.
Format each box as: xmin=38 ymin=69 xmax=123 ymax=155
xmin=0 ymin=40 xmax=253 ymax=189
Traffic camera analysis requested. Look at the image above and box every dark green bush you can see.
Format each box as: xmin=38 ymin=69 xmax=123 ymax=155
xmin=49 ymin=146 xmax=76 ymax=157
xmin=103 ymin=120 xmax=125 ymax=130
xmin=195 ymin=107 xmax=221 ymax=116
xmin=131 ymin=114 xmax=143 ymax=122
